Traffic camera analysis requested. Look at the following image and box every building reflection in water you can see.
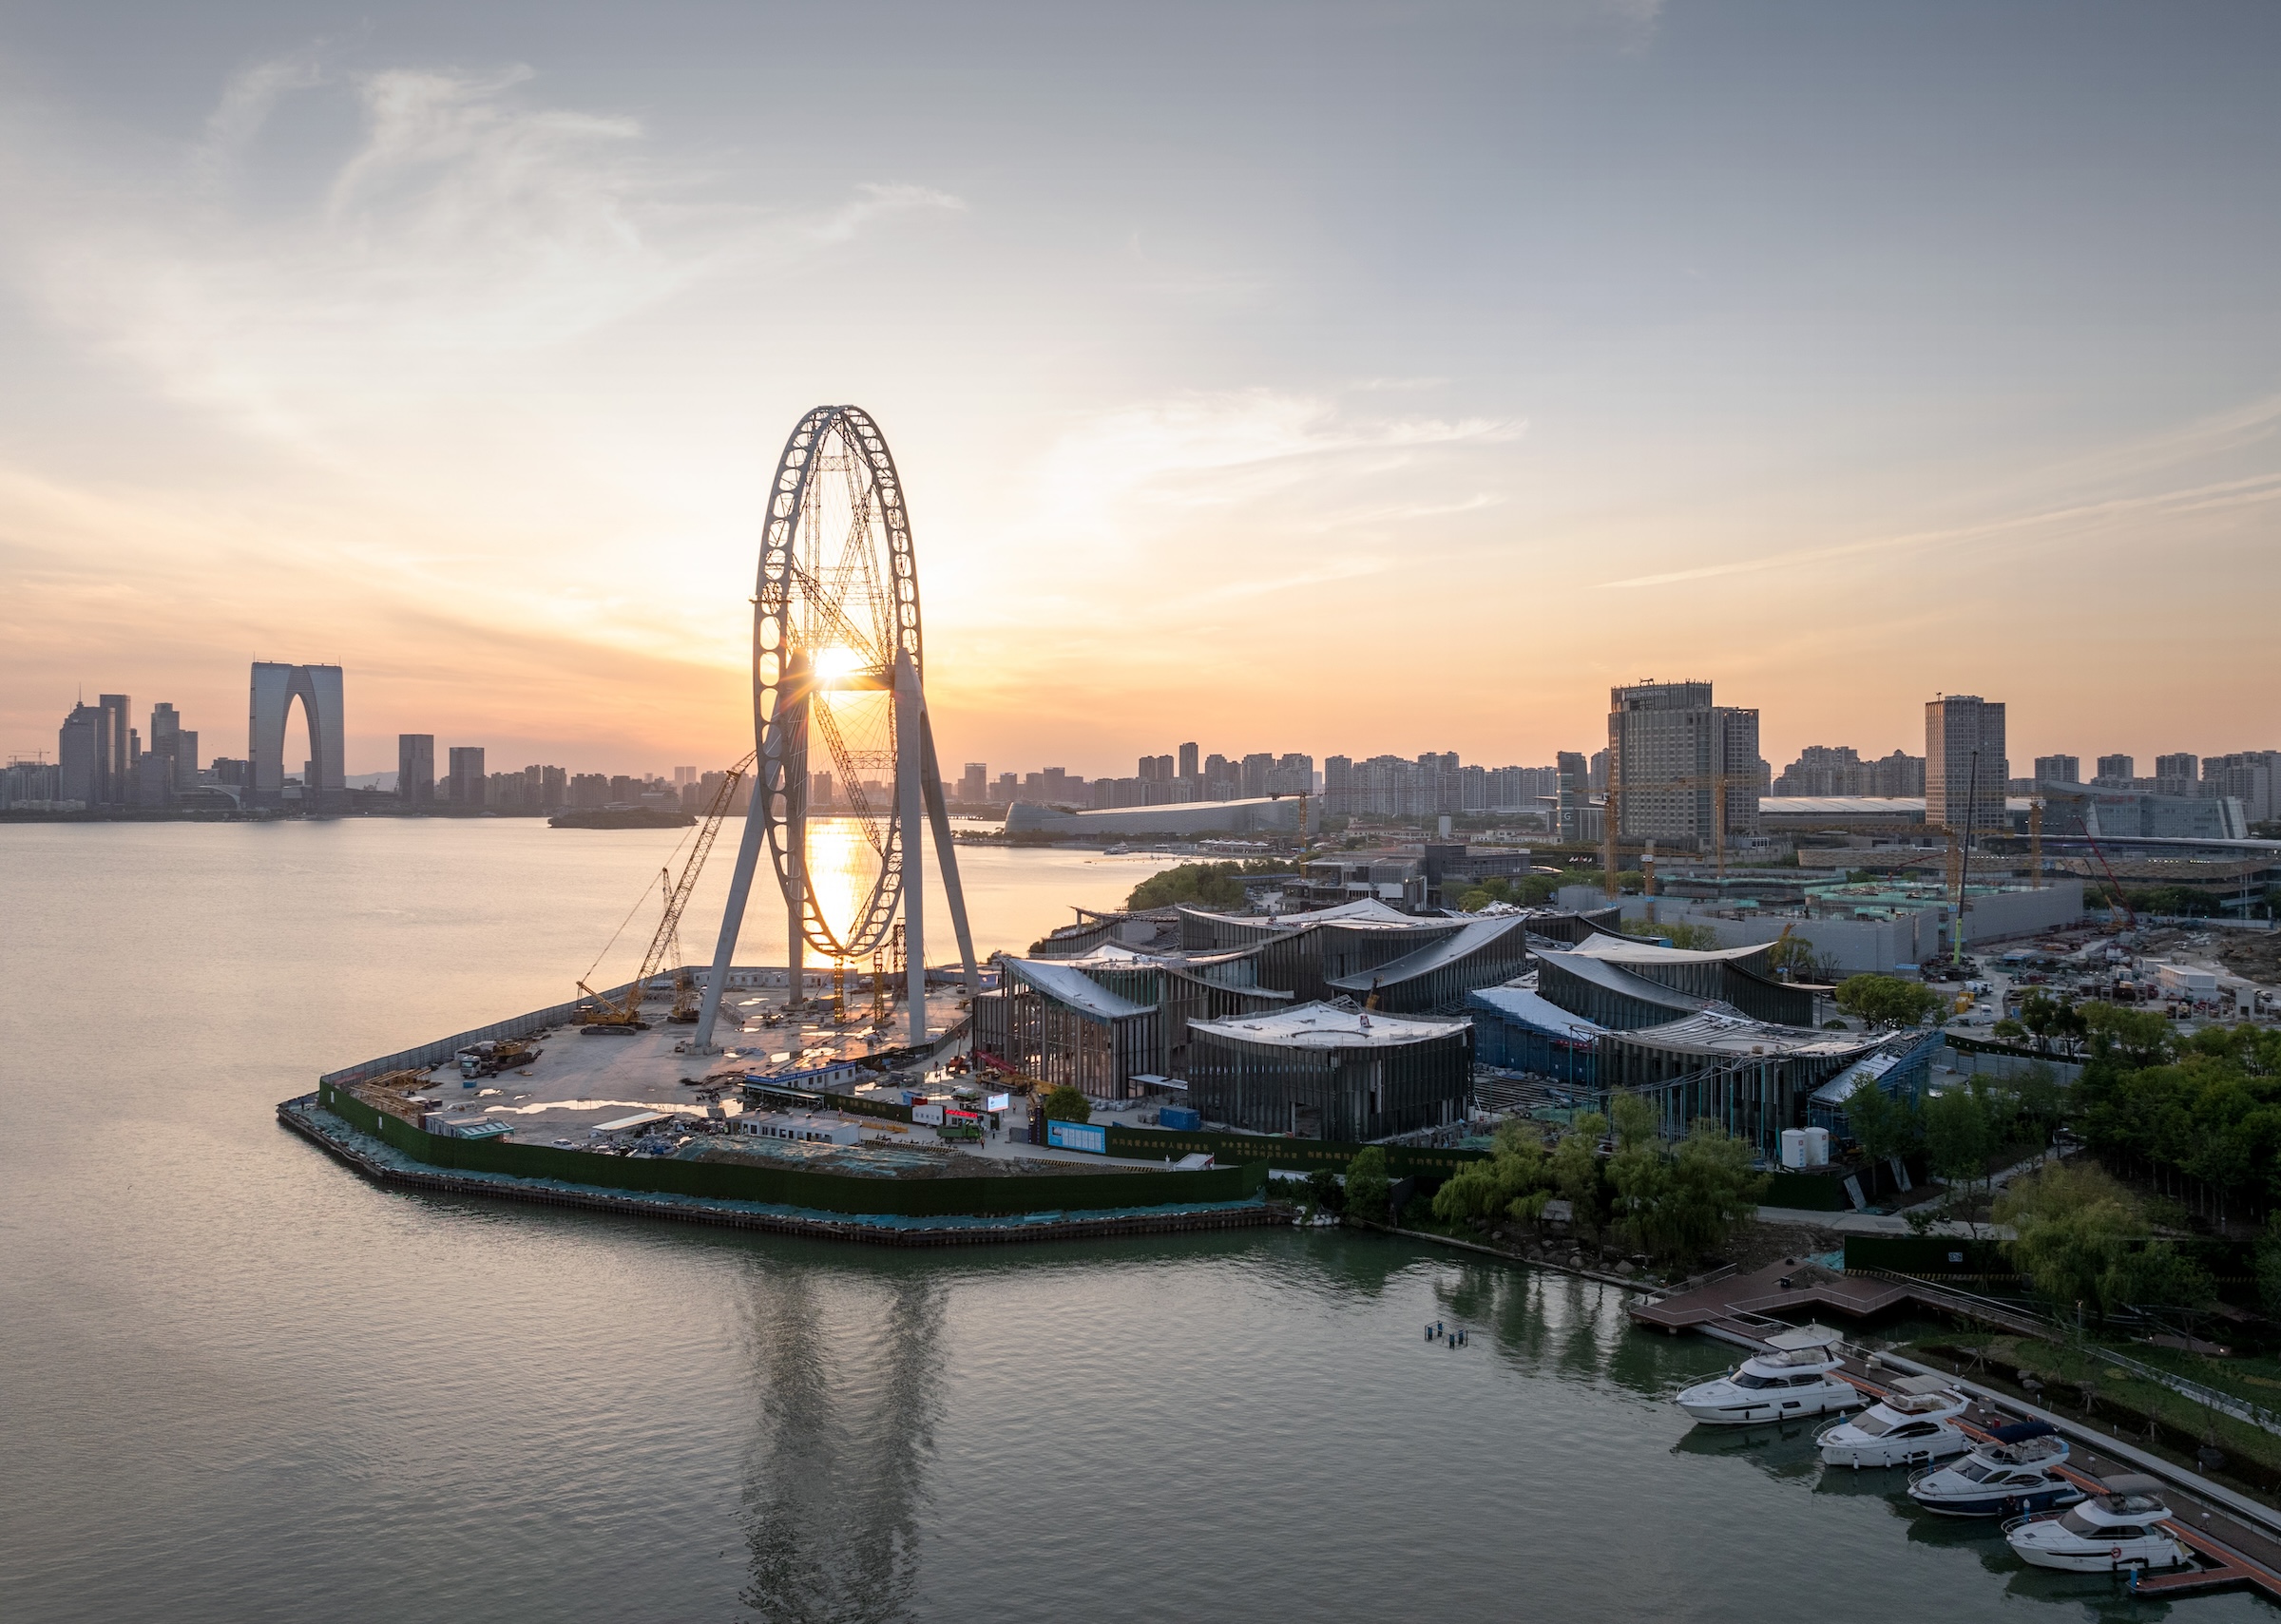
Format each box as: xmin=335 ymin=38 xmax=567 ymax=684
xmin=738 ymin=1263 xmax=945 ymax=1622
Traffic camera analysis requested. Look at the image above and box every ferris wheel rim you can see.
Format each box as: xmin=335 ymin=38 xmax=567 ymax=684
xmin=751 ymin=404 xmax=925 ymax=961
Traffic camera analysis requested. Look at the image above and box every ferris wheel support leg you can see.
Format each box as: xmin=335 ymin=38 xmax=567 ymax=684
xmin=918 ymin=709 xmax=980 ymax=994
xmin=895 ymin=654 xmax=927 ymax=1045
xmin=692 ymin=795 xmax=768 ymax=1053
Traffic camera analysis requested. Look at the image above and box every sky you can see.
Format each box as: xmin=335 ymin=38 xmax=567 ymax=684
xmin=2 ymin=0 xmax=2277 ymax=782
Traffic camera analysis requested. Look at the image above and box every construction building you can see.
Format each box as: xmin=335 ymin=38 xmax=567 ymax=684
xmin=1185 ymin=1003 xmax=1473 ymax=1139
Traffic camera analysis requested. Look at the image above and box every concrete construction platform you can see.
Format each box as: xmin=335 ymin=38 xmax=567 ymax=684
xmin=279 ymin=1096 xmax=1292 ymax=1247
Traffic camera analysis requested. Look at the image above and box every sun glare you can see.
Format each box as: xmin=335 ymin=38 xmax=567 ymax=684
xmin=811 ymin=644 xmax=870 ymax=685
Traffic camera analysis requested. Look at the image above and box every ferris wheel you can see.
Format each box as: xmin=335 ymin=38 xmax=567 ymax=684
xmin=694 ymin=406 xmax=978 ymax=1048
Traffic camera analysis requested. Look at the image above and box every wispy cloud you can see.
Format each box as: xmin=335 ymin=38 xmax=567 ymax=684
xmin=808 ymin=182 xmax=966 ymax=244
xmin=0 ymin=54 xmax=963 ymax=445
xmin=1592 ymin=469 xmax=2281 ymax=589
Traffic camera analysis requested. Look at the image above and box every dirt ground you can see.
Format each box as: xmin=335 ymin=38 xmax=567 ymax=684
xmin=2217 ymin=930 xmax=2281 ymax=987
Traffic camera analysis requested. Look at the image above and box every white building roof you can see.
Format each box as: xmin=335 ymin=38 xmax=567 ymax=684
xmin=1190 ymin=1001 xmax=1468 ymax=1050
xmin=1563 ymin=935 xmax=1772 ymax=966
xmin=1000 ymin=957 xmax=1154 ymax=1021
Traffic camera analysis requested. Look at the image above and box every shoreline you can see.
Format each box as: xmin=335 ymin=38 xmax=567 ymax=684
xmin=278 ymin=1095 xmax=1294 ymax=1248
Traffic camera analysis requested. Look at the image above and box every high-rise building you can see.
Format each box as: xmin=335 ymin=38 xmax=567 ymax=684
xmin=1925 ymin=695 xmax=2008 ymax=835
xmin=992 ymin=772 xmax=1016 ymax=804
xmin=2204 ymin=752 xmax=2280 ymax=824
xmin=2032 ymin=754 xmax=2080 ymax=785
xmin=1555 ymin=751 xmax=1589 ymax=842
xmin=1608 ymin=680 xmax=1761 ymax=850
xmin=960 ymin=763 xmax=987 ymax=802
xmin=674 ymin=765 xmax=697 ymax=785
xmin=2095 ymin=754 xmax=2135 ymax=784
xmin=58 ymin=703 xmax=103 ymax=806
xmin=398 ymin=735 xmax=435 ymax=808
xmin=1178 ymin=742 xmax=1199 ymax=780
xmin=448 ymin=746 xmax=486 ymax=808
xmin=96 ymin=694 xmax=130 ymax=805
xmin=541 ymin=765 xmax=566 ymax=809
xmin=2154 ymin=753 xmax=2199 ymax=797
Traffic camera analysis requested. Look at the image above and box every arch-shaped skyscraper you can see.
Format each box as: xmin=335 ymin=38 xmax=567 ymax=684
xmin=248 ymin=662 xmax=345 ymax=811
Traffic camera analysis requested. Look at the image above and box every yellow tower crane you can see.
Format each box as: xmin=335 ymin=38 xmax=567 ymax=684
xmin=577 ymin=754 xmax=756 ymax=1031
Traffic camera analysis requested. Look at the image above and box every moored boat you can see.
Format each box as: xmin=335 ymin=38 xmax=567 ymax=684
xmin=1908 ymin=1423 xmax=2084 ymax=1519
xmin=1676 ymin=1324 xmax=1862 ymax=1426
xmin=2003 ymin=1474 xmax=2186 ymax=1573
xmin=1815 ymin=1375 xmax=1972 ymax=1468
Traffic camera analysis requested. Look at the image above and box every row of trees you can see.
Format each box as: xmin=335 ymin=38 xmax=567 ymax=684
xmin=1993 ymin=1160 xmax=2215 ymax=1317
xmin=2072 ymin=1009 xmax=2281 ymax=1214
xmin=1124 ymin=859 xmax=1291 ymax=911
xmin=1413 ymin=1099 xmax=1766 ymax=1271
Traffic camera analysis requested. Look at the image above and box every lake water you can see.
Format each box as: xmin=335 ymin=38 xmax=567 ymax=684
xmin=2 ymin=821 xmax=2271 ymax=1622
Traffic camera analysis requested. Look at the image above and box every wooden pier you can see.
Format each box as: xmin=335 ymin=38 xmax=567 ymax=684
xmin=1633 ymin=1257 xmax=2049 ymax=1345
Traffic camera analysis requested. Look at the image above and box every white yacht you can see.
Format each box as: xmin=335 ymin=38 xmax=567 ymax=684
xmin=2004 ymin=1475 xmax=2187 ymax=1573
xmin=1815 ymin=1375 xmax=1972 ymax=1468
xmin=1676 ymin=1324 xmax=1862 ymax=1426
xmin=1909 ymin=1423 xmax=2084 ymax=1519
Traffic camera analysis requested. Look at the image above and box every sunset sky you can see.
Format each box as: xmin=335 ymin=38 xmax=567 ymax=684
xmin=3 ymin=1 xmax=2277 ymax=781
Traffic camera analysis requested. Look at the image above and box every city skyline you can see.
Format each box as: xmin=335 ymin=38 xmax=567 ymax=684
xmin=5 ymin=4 xmax=2280 ymax=775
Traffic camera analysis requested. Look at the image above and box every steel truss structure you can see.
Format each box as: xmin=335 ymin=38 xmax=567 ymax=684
xmin=693 ymin=406 xmax=979 ymax=1049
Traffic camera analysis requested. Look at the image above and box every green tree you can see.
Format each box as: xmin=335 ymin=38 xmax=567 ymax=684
xmin=1344 ymin=1146 xmax=1392 ymax=1224
xmin=2256 ymin=1214 xmax=2281 ymax=1321
xmin=1039 ymin=1084 xmax=1091 ymax=1125
xmin=1924 ymin=1087 xmax=1993 ymax=1191
xmin=2010 ymin=1062 xmax=2068 ymax=1144
xmin=1995 ymin=1162 xmax=2214 ymax=1318
xmin=1843 ymin=1079 xmax=1921 ymax=1165
xmin=2080 ymin=1002 xmax=2176 ymax=1070
xmin=1619 ymin=919 xmax=1722 ymax=950
xmin=1766 ymin=932 xmax=1837 ymax=982
xmin=1608 ymin=1118 xmax=1767 ymax=1268
xmin=1430 ymin=1119 xmax=1553 ymax=1228
xmin=1124 ymin=860 xmax=1288 ymax=912
xmin=1835 ymin=974 xmax=1945 ymax=1029
xmin=1548 ymin=1110 xmax=1609 ymax=1235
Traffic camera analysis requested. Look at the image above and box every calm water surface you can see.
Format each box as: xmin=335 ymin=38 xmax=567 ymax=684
xmin=2 ymin=822 xmax=2270 ymax=1622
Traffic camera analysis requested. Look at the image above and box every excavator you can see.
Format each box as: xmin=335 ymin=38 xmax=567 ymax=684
xmin=578 ymin=754 xmax=755 ymax=1032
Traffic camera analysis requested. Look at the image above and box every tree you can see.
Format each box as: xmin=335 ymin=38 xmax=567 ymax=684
xmin=2016 ymin=990 xmax=2084 ymax=1055
xmin=1924 ymin=1087 xmax=1993 ymax=1192
xmin=1766 ymin=932 xmax=1837 ymax=982
xmin=1835 ymin=974 xmax=1945 ymax=1029
xmin=1844 ymin=1079 xmax=1921 ymax=1166
xmin=1608 ymin=1118 xmax=1767 ymax=1268
xmin=1996 ymin=1162 xmax=2214 ymax=1319
xmin=1548 ymin=1110 xmax=1609 ymax=1236
xmin=1431 ymin=1119 xmax=1553 ymax=1228
xmin=1620 ymin=919 xmax=1722 ymax=950
xmin=1039 ymin=1084 xmax=1091 ymax=1124
xmin=2010 ymin=1062 xmax=2068 ymax=1145
xmin=2080 ymin=1002 xmax=2176 ymax=1070
xmin=1124 ymin=860 xmax=1289 ymax=912
xmin=1344 ymin=1146 xmax=1392 ymax=1224
xmin=2257 ymin=1214 xmax=2281 ymax=1321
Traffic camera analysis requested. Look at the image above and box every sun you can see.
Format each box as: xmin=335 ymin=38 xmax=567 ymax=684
xmin=811 ymin=644 xmax=871 ymax=686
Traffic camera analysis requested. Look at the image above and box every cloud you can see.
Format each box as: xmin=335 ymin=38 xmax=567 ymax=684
xmin=808 ymin=182 xmax=966 ymax=245
xmin=1592 ymin=469 xmax=2281 ymax=589
xmin=0 ymin=57 xmax=964 ymax=446
xmin=1028 ymin=389 xmax=1520 ymax=535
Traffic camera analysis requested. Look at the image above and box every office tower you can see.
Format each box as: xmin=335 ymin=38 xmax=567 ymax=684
xmin=173 ymin=731 xmax=199 ymax=787
xmin=58 ymin=703 xmax=103 ymax=805
xmin=1178 ymin=742 xmax=1199 ymax=780
xmin=1588 ymin=749 xmax=1609 ymax=793
xmin=2095 ymin=754 xmax=2135 ymax=783
xmin=1925 ymin=696 xmax=2008 ymax=836
xmin=992 ymin=772 xmax=1016 ymax=803
xmin=960 ymin=763 xmax=986 ymax=802
xmin=2032 ymin=754 xmax=2080 ymax=785
xmin=811 ymin=770 xmax=835 ymax=807
xmin=149 ymin=701 xmax=180 ymax=777
xmin=2154 ymin=754 xmax=2199 ymax=797
xmin=1608 ymin=680 xmax=1762 ymax=850
xmin=448 ymin=747 xmax=487 ymax=808
xmin=92 ymin=694 xmax=129 ymax=804
xmin=673 ymin=765 xmax=697 ymax=785
xmin=1555 ymin=751 xmax=1588 ymax=842
xmin=398 ymin=736 xmax=435 ymax=808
